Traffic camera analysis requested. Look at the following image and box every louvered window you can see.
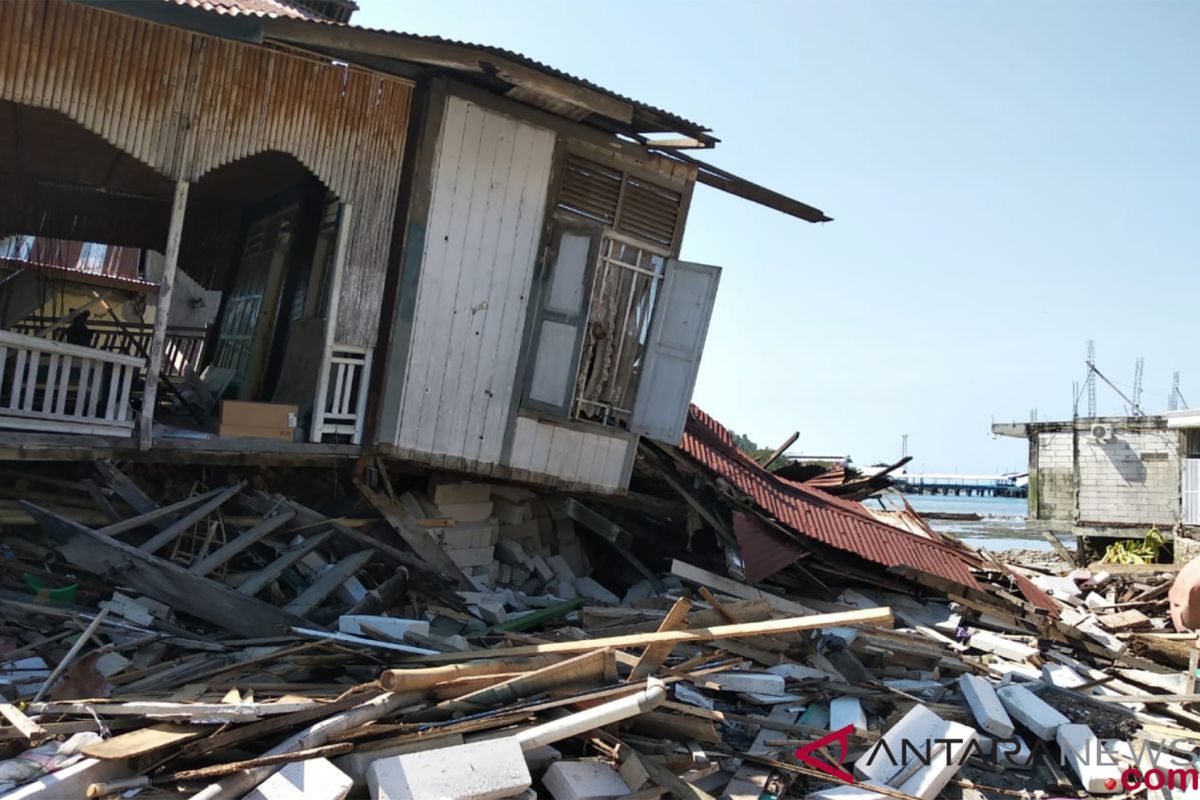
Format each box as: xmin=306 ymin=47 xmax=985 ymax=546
xmin=556 ymin=155 xmax=683 ymax=250
xmin=523 ymin=153 xmax=707 ymax=437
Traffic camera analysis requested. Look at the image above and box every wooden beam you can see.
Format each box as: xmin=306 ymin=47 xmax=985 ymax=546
xmin=629 ymin=597 xmax=692 ymax=681
xmin=98 ymin=486 xmax=226 ymax=538
xmin=283 ymin=549 xmax=374 ymax=616
xmin=140 ymin=179 xmax=189 ymax=446
xmin=188 ymin=510 xmax=296 ymax=576
xmin=22 ymin=501 xmax=310 ymax=638
xmin=671 ymin=560 xmax=817 ymax=616
xmin=0 ymin=703 xmax=46 ymax=744
xmin=139 ymin=481 xmax=247 ymax=554
xmin=383 ymin=606 xmax=893 ymax=665
xmin=356 ymin=481 xmax=473 ymax=589
xmin=237 ymin=531 xmax=334 ymax=598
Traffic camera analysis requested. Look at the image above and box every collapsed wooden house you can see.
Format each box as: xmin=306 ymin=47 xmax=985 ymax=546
xmin=0 ymin=0 xmax=829 ymax=494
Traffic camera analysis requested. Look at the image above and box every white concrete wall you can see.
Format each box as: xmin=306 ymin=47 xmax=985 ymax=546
xmin=1034 ymin=432 xmax=1074 ymax=521
xmin=1077 ymin=428 xmax=1181 ymax=526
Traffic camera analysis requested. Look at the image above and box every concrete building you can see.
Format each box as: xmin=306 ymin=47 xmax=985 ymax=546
xmin=993 ymin=412 xmax=1200 ymax=555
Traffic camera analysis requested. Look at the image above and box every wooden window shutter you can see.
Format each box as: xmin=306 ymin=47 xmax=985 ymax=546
xmin=629 ymin=258 xmax=721 ymax=444
xmin=616 ymin=176 xmax=682 ymax=248
xmin=557 ymin=156 xmax=621 ymax=226
xmin=524 ymin=217 xmax=603 ymax=417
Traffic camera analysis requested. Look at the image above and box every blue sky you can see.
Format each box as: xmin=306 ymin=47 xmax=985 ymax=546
xmin=356 ymin=0 xmax=1200 ymax=473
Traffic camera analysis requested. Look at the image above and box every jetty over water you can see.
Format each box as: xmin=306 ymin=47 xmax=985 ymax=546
xmin=893 ymin=472 xmax=1028 ymax=497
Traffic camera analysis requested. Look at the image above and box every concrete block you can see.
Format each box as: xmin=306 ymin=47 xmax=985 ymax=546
xmin=975 ymin=735 xmax=1033 ymax=769
xmin=558 ymin=539 xmax=589 ymax=578
xmin=542 ymin=761 xmax=630 ymax=800
xmin=522 ymin=745 xmax=562 ymax=773
xmin=474 ymin=600 xmax=508 ymax=625
xmin=1041 ymin=663 xmax=1087 ymax=690
xmin=851 ymin=708 xmax=976 ymax=800
xmin=334 ymin=734 xmax=463 ymax=787
xmin=553 ymin=579 xmax=578 ymax=600
xmin=447 ymin=546 xmax=496 ymax=568
xmin=245 ymin=757 xmax=352 ymax=800
xmin=529 ymin=555 xmax=556 ymax=583
xmin=432 ymin=481 xmax=493 ymax=506
xmin=573 ymin=577 xmax=619 ymax=605
xmin=495 ymin=538 xmax=530 ymax=567
xmin=1056 ymin=724 xmax=1122 ymax=794
xmin=702 ymin=671 xmax=786 ymax=695
xmin=438 ymin=522 xmax=499 ymax=550
xmin=995 ymin=684 xmax=1069 ymax=740
xmin=94 ymin=651 xmax=131 ymax=678
xmin=959 ymin=673 xmax=1014 ymax=738
xmin=967 ymin=631 xmax=1038 ymax=662
xmin=546 ymin=555 xmax=576 ymax=582
xmin=339 ymin=616 xmax=429 ymax=640
xmin=492 ymin=497 xmax=531 ymax=525
xmin=829 ymin=696 xmax=867 ymax=732
xmin=497 ymin=564 xmax=512 ymax=585
xmin=367 ymin=737 xmax=531 ymax=800
xmin=437 ymin=501 xmax=494 ymax=523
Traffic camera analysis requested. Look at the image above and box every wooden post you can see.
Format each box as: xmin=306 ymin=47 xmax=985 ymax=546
xmin=309 ymin=203 xmax=352 ymax=443
xmin=139 ymin=179 xmax=190 ymax=448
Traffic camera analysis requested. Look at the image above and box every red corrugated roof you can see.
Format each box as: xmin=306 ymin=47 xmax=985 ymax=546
xmin=679 ymin=405 xmax=983 ymax=591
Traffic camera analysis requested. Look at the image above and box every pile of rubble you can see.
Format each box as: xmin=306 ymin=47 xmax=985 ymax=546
xmin=0 ymin=451 xmax=1192 ymax=800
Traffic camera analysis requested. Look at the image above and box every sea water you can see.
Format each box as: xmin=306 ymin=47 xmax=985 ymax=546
xmin=892 ymin=493 xmax=1067 ymax=552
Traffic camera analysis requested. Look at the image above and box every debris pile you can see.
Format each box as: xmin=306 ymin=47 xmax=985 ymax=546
xmin=0 ymin=445 xmax=1192 ymax=800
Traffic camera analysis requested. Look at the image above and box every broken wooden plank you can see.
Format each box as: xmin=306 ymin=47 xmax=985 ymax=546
xmin=188 ymin=511 xmax=296 ymax=576
xmin=97 ymin=487 xmax=227 ymax=539
xmin=82 ymin=723 xmax=208 ymax=760
xmin=237 ymin=532 xmax=334 ymax=597
xmin=284 ymin=549 xmax=375 ymax=616
xmin=427 ymin=649 xmax=615 ymax=719
xmin=139 ymin=481 xmax=247 ymax=554
xmin=671 ymin=560 xmax=817 ymax=615
xmin=356 ymin=481 xmax=473 ymax=589
xmin=23 ymin=501 xmax=311 ymax=638
xmin=629 ymin=597 xmax=693 ymax=681
xmin=0 ymin=703 xmax=46 ymax=744
xmin=94 ymin=460 xmax=169 ymax=531
xmin=383 ymin=606 xmax=893 ymax=665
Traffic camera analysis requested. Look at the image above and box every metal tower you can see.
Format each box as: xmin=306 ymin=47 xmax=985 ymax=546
xmin=1086 ymin=340 xmax=1097 ymax=417
xmin=1170 ymin=371 xmax=1181 ymax=412
xmin=1132 ymin=357 xmax=1144 ymax=415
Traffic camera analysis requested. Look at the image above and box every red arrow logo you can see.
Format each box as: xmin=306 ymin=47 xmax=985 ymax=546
xmin=794 ymin=724 xmax=857 ymax=783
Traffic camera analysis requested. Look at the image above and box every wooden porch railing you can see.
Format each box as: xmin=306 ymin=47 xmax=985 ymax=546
xmin=0 ymin=329 xmax=143 ymax=436
xmin=311 ymin=344 xmax=372 ymax=444
xmin=12 ymin=317 xmax=206 ymax=379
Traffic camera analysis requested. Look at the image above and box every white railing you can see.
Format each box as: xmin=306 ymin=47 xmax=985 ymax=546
xmin=0 ymin=329 xmax=142 ymax=436
xmin=310 ymin=344 xmax=372 ymax=444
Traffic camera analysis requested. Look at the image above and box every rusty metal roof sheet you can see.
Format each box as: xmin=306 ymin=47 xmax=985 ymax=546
xmin=680 ymin=405 xmax=983 ymax=591
xmin=165 ymin=0 xmax=710 ymax=137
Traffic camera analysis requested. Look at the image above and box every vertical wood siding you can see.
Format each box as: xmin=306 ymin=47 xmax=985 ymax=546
xmin=0 ymin=0 xmax=412 ymax=346
xmin=394 ymin=96 xmax=556 ymax=467
xmin=507 ymin=415 xmax=632 ymax=492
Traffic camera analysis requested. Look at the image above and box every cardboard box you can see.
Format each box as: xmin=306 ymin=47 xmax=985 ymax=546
xmin=218 ymin=401 xmax=298 ymax=441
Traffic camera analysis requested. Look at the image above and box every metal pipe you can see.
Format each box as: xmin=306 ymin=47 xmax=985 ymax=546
xmin=513 ymin=679 xmax=666 ymax=751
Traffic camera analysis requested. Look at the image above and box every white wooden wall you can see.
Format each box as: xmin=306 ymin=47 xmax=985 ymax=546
xmin=393 ymin=97 xmax=555 ymax=465
xmin=508 ymin=416 xmax=633 ymax=491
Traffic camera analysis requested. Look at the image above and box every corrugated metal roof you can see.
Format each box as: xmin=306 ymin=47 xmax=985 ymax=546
xmin=172 ymin=0 xmax=326 ymax=21
xmin=165 ymin=0 xmax=709 ymax=137
xmin=679 ymin=405 xmax=983 ymax=591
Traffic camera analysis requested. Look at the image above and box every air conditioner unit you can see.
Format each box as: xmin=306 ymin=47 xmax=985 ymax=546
xmin=1090 ymin=423 xmax=1114 ymax=443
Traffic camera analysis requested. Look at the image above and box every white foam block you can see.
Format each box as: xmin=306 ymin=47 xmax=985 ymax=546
xmin=959 ymin=673 xmax=1014 ymax=738
xmin=542 ymin=761 xmax=630 ymax=800
xmin=1056 ymin=724 xmax=1123 ymax=794
xmin=995 ymin=684 xmax=1069 ymax=741
xmin=245 ymin=758 xmax=352 ymax=800
xmin=367 ymin=738 xmax=531 ymax=800
xmin=829 ymin=696 xmax=868 ymax=733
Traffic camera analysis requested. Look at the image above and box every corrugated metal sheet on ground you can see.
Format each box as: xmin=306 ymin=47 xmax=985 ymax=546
xmin=680 ymin=405 xmax=983 ymax=590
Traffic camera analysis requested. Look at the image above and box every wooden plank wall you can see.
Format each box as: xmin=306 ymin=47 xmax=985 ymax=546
xmin=507 ymin=415 xmax=632 ymax=492
xmin=0 ymin=0 xmax=413 ymax=347
xmin=392 ymin=96 xmax=555 ymax=467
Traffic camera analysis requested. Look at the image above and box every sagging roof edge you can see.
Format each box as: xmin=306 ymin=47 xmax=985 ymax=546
xmin=86 ymin=0 xmax=832 ymax=225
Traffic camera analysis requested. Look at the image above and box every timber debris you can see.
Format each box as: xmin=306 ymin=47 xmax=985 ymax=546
xmin=0 ymin=456 xmax=1192 ymax=800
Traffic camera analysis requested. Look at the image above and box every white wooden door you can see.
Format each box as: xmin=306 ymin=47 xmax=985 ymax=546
xmin=1183 ymin=459 xmax=1200 ymax=525
xmin=629 ymin=258 xmax=721 ymax=445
